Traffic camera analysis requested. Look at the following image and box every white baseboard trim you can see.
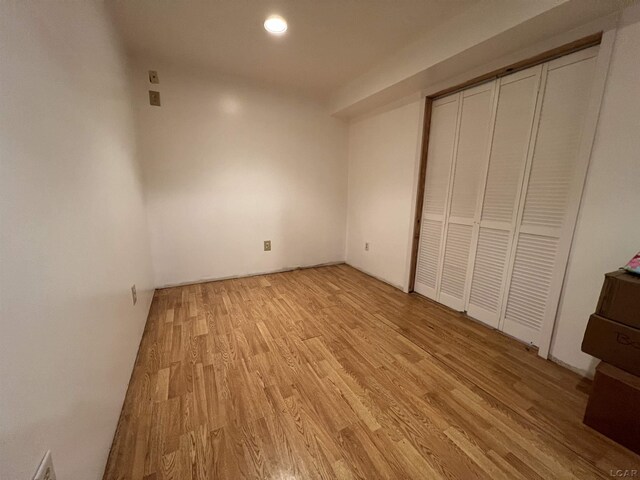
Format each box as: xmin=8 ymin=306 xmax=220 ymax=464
xmin=344 ymin=263 xmax=406 ymax=292
xmin=548 ymin=354 xmax=595 ymax=379
xmin=156 ymin=260 xmax=346 ymax=289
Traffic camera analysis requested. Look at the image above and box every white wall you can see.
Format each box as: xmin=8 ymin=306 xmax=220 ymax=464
xmin=132 ymin=60 xmax=348 ymax=287
xmin=345 ymin=99 xmax=424 ymax=290
xmin=550 ymin=3 xmax=640 ymax=376
xmin=0 ymin=3 xmax=155 ymax=480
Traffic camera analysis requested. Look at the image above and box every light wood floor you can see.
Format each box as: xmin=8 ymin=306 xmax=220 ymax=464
xmin=104 ymin=265 xmax=639 ymax=479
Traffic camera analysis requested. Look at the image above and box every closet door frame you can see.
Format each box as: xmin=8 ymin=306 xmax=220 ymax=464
xmin=409 ymin=30 xmax=615 ymax=359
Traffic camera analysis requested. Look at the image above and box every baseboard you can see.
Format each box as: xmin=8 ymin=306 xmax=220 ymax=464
xmin=103 ymin=281 xmax=156 ymax=477
xmin=549 ymin=354 xmax=595 ymax=379
xmin=156 ymin=260 xmax=346 ymax=289
xmin=344 ymin=263 xmax=406 ymax=292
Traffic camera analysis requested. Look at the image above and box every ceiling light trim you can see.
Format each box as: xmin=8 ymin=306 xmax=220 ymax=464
xmin=264 ymin=15 xmax=288 ymax=35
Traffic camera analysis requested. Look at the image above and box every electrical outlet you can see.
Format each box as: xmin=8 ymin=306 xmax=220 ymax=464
xmin=365 ymin=242 xmax=370 ymax=251
xmin=149 ymin=90 xmax=161 ymax=106
xmin=131 ymin=284 xmax=137 ymax=306
xmin=33 ymin=451 xmax=56 ymax=480
xmin=264 ymin=240 xmax=271 ymax=251
xmin=148 ymin=70 xmax=159 ymax=84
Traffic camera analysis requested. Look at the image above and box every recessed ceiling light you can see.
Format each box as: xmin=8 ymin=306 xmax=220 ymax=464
xmin=264 ymin=15 xmax=287 ymax=35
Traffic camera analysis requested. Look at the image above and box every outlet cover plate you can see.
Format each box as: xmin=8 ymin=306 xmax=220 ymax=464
xmin=149 ymin=90 xmax=161 ymax=106
xmin=264 ymin=240 xmax=271 ymax=252
xmin=33 ymin=451 xmax=56 ymax=480
xmin=148 ymin=70 xmax=159 ymax=84
xmin=131 ymin=284 xmax=137 ymax=306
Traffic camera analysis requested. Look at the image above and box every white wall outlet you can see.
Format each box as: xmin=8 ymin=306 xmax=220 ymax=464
xmin=264 ymin=240 xmax=272 ymax=251
xmin=131 ymin=284 xmax=137 ymax=305
xmin=365 ymin=242 xmax=370 ymax=251
xmin=33 ymin=451 xmax=56 ymax=480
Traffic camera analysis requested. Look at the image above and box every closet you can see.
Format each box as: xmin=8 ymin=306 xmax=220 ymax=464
xmin=414 ymin=46 xmax=600 ymax=349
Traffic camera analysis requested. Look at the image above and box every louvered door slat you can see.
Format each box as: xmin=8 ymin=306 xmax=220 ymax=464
xmin=449 ymin=86 xmax=494 ymax=219
xmin=521 ymin=55 xmax=597 ymax=230
xmin=415 ymin=219 xmax=442 ymax=294
xmin=439 ymin=224 xmax=473 ymax=311
xmin=423 ymin=98 xmax=459 ymax=216
xmin=502 ymin=234 xmax=558 ymax=343
xmin=467 ymin=228 xmax=510 ymax=327
xmin=481 ymin=72 xmax=540 ymax=224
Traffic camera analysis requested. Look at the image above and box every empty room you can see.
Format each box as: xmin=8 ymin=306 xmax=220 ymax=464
xmin=3 ymin=0 xmax=640 ymax=478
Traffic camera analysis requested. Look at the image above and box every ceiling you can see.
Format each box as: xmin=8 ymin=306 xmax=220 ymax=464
xmin=107 ymin=0 xmax=479 ymax=100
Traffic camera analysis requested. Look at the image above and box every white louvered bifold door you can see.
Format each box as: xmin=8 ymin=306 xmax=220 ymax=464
xmin=500 ymin=47 xmax=599 ymax=346
xmin=415 ymin=46 xmax=600 ymax=351
xmin=438 ymin=82 xmax=496 ymax=311
xmin=466 ymin=66 xmax=543 ymax=328
xmin=414 ymin=94 xmax=459 ymax=299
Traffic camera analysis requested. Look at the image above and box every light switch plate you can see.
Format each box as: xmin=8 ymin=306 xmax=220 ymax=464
xmin=33 ymin=451 xmax=56 ymax=480
xmin=131 ymin=284 xmax=137 ymax=306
